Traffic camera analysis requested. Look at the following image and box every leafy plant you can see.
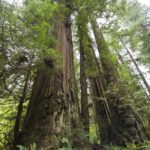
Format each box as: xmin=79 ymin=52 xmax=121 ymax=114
xmin=17 ymin=143 xmax=36 ymax=150
xmin=58 ymin=138 xmax=72 ymax=150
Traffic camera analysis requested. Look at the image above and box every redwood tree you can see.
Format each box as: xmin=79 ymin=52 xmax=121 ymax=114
xmin=90 ymin=18 xmax=147 ymax=145
xmin=16 ymin=1 xmax=79 ymax=149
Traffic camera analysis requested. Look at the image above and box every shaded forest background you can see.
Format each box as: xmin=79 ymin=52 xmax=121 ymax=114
xmin=0 ymin=0 xmax=150 ymax=149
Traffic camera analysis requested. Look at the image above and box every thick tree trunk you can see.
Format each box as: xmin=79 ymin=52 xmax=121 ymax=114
xmin=62 ymin=15 xmax=80 ymax=130
xmin=91 ymin=18 xmax=147 ymax=146
xmin=19 ymin=68 xmax=64 ymax=149
xmin=17 ymin=15 xmax=79 ymax=149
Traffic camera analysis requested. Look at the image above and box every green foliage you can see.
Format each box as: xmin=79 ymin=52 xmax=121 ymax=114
xmin=17 ymin=143 xmax=36 ymax=150
xmin=105 ymin=141 xmax=150 ymax=150
xmin=17 ymin=145 xmax=27 ymax=150
xmin=0 ymin=0 xmax=150 ymax=149
xmin=0 ymin=0 xmax=63 ymax=148
xmin=139 ymin=29 xmax=150 ymax=65
xmin=37 ymin=48 xmax=63 ymax=71
xmin=16 ymin=141 xmax=150 ymax=150
xmin=0 ymin=97 xmax=16 ymax=149
xmin=58 ymin=138 xmax=72 ymax=150
xmin=21 ymin=0 xmax=61 ymax=50
xmin=89 ymin=124 xmax=99 ymax=144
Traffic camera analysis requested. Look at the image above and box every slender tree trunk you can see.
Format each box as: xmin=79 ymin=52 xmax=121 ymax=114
xmin=89 ymin=77 xmax=111 ymax=144
xmin=78 ymin=22 xmax=89 ymax=135
xmin=120 ymin=39 xmax=150 ymax=96
xmin=86 ymin=35 xmax=112 ymax=143
xmin=118 ymin=52 xmax=125 ymax=64
xmin=89 ymin=41 xmax=111 ymax=144
xmin=13 ymin=70 xmax=30 ymax=149
xmin=117 ymin=52 xmax=150 ymax=100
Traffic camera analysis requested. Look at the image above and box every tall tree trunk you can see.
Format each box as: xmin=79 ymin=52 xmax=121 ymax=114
xmin=78 ymin=22 xmax=89 ymax=135
xmin=62 ymin=14 xmax=80 ymax=135
xmin=90 ymin=19 xmax=117 ymax=85
xmin=90 ymin=18 xmax=147 ymax=146
xmin=17 ymin=13 xmax=79 ymax=149
xmin=86 ymin=35 xmax=112 ymax=144
xmin=120 ymin=39 xmax=150 ymax=97
xmin=117 ymin=52 xmax=150 ymax=100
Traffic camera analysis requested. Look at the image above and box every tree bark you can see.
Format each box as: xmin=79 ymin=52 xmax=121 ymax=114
xmin=91 ymin=18 xmax=147 ymax=146
xmin=91 ymin=19 xmax=117 ymax=85
xmin=86 ymin=35 xmax=112 ymax=144
xmin=77 ymin=22 xmax=90 ymax=135
xmin=61 ymin=14 xmax=80 ymax=137
xmin=89 ymin=77 xmax=111 ymax=144
xmin=17 ymin=14 xmax=79 ymax=149
xmin=13 ymin=70 xmax=30 ymax=149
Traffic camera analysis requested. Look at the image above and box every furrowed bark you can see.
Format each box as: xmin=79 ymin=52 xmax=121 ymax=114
xmin=62 ymin=14 xmax=80 ymax=135
xmin=17 ymin=9 xmax=79 ymax=150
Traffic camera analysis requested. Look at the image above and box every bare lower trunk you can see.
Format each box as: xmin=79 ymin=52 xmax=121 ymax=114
xmin=21 ymin=69 xmax=64 ymax=149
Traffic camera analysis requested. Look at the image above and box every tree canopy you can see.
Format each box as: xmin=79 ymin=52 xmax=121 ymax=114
xmin=0 ymin=0 xmax=150 ymax=149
